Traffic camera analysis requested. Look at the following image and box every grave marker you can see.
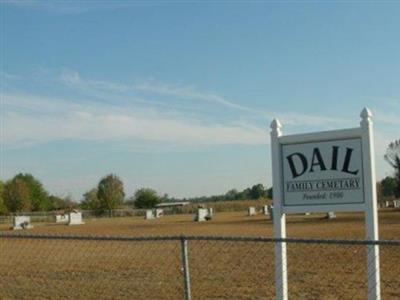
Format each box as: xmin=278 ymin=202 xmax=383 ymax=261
xmin=12 ymin=216 xmax=33 ymax=230
xmin=263 ymin=205 xmax=269 ymax=215
xmin=145 ymin=210 xmax=155 ymax=220
xmin=195 ymin=208 xmax=208 ymax=222
xmin=55 ymin=214 xmax=69 ymax=223
xmin=326 ymin=211 xmax=336 ymax=219
xmin=267 ymin=205 xmax=274 ymax=220
xmin=208 ymin=208 xmax=214 ymax=217
xmin=248 ymin=207 xmax=256 ymax=216
xmin=154 ymin=208 xmax=164 ymax=218
xmin=68 ymin=211 xmax=84 ymax=225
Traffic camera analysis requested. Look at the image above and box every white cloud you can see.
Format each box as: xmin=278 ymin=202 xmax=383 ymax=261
xmin=3 ymin=0 xmax=153 ymax=14
xmin=132 ymin=80 xmax=259 ymax=113
xmin=59 ymin=69 xmax=129 ymax=93
xmin=1 ymin=93 xmax=267 ymax=149
xmin=373 ymin=109 xmax=400 ymax=126
xmin=271 ymin=111 xmax=352 ymax=127
xmin=3 ymin=70 xmax=397 ymax=156
xmin=57 ymin=70 xmax=350 ymax=127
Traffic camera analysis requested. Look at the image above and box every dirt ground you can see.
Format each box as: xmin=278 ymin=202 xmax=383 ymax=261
xmin=0 ymin=209 xmax=399 ymax=299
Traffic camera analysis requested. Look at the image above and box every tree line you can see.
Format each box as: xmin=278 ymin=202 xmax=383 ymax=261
xmin=0 ymin=139 xmax=399 ymax=215
xmin=182 ymin=183 xmax=273 ymax=203
xmin=0 ymin=173 xmax=271 ymax=215
xmin=0 ymin=173 xmax=164 ymax=215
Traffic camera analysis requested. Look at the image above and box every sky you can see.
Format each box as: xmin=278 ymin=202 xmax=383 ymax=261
xmin=1 ymin=1 xmax=399 ymax=201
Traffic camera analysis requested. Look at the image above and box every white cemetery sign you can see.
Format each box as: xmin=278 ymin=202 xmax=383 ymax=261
xmin=270 ymin=108 xmax=380 ymax=300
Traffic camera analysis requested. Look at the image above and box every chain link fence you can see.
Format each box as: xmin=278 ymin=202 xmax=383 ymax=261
xmin=0 ymin=233 xmax=399 ymax=299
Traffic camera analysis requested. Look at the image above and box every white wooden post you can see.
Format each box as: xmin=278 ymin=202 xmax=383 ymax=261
xmin=360 ymin=108 xmax=381 ymax=300
xmin=270 ymin=119 xmax=288 ymax=300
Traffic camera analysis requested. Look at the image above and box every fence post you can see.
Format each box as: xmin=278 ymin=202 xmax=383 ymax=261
xmin=180 ymin=237 xmax=192 ymax=300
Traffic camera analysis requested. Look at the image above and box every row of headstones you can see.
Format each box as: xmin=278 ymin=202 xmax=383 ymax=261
xmin=144 ymin=209 xmax=164 ymax=220
xmin=144 ymin=208 xmax=215 ymax=222
xmin=12 ymin=212 xmax=84 ymax=230
xmin=248 ymin=205 xmax=274 ymax=219
xmin=247 ymin=206 xmax=336 ymax=220
xmin=382 ymin=200 xmax=400 ymax=208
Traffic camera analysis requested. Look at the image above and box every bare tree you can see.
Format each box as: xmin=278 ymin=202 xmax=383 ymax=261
xmin=384 ymin=139 xmax=400 ymax=198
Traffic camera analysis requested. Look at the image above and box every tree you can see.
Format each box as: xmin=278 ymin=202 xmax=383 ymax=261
xmin=14 ymin=173 xmax=50 ymax=211
xmin=97 ymin=174 xmax=125 ymax=217
xmin=384 ymin=140 xmax=400 ymax=197
xmin=225 ymin=189 xmax=240 ymax=201
xmin=249 ymin=184 xmax=266 ymax=199
xmin=81 ymin=188 xmax=104 ymax=214
xmin=134 ymin=188 xmax=161 ymax=209
xmin=266 ymin=187 xmax=273 ymax=199
xmin=380 ymin=176 xmax=396 ymax=198
xmin=49 ymin=195 xmax=76 ymax=211
xmin=0 ymin=180 xmax=7 ymax=214
xmin=3 ymin=178 xmax=32 ymax=212
xmin=240 ymin=188 xmax=251 ymax=200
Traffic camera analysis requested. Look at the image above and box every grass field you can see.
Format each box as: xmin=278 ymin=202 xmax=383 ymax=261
xmin=0 ymin=209 xmax=399 ymax=299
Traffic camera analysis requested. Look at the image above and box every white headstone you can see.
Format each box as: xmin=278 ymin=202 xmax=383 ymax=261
xmin=385 ymin=201 xmax=390 ymax=208
xmin=267 ymin=205 xmax=274 ymax=220
xmin=12 ymin=216 xmax=33 ymax=230
xmin=55 ymin=214 xmax=69 ymax=223
xmin=68 ymin=212 xmax=84 ymax=225
xmin=145 ymin=210 xmax=155 ymax=220
xmin=248 ymin=207 xmax=256 ymax=216
xmin=208 ymin=208 xmax=214 ymax=217
xmin=394 ymin=200 xmax=400 ymax=208
xmin=195 ymin=208 xmax=208 ymax=222
xmin=326 ymin=211 xmax=336 ymax=219
xmin=154 ymin=208 xmax=164 ymax=218
xmin=263 ymin=205 xmax=269 ymax=215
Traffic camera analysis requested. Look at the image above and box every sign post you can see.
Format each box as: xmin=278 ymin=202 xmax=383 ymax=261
xmin=270 ymin=119 xmax=288 ymax=300
xmin=360 ymin=108 xmax=380 ymax=300
xmin=270 ymin=108 xmax=380 ymax=300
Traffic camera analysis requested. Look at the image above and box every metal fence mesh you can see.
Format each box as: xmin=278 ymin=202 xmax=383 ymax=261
xmin=0 ymin=237 xmax=183 ymax=300
xmin=0 ymin=234 xmax=399 ymax=300
xmin=188 ymin=239 xmax=275 ymax=299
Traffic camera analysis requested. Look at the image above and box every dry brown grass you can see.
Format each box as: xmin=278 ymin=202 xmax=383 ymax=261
xmin=0 ymin=209 xmax=399 ymax=299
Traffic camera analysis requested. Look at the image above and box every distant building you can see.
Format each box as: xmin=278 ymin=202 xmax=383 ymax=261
xmin=155 ymin=202 xmax=190 ymax=208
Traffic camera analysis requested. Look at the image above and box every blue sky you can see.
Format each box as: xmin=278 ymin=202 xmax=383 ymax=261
xmin=1 ymin=1 xmax=399 ymax=200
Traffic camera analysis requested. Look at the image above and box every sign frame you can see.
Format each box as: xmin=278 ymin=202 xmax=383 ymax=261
xmin=270 ymin=108 xmax=380 ymax=300
xmin=279 ymin=128 xmax=366 ymax=213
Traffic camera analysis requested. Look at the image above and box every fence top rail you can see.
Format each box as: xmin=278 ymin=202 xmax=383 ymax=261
xmin=0 ymin=232 xmax=399 ymax=245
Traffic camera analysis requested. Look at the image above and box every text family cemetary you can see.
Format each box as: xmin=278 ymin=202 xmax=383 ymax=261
xmin=282 ymin=138 xmax=364 ymax=207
